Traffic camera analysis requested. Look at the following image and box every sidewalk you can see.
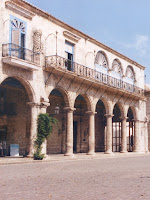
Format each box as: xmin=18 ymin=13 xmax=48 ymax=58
xmin=0 ymin=152 xmax=149 ymax=165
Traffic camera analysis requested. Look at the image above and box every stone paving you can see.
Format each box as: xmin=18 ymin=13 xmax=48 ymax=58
xmin=0 ymin=154 xmax=150 ymax=200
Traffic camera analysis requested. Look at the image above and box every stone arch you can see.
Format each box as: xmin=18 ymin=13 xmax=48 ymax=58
xmin=127 ymin=105 xmax=138 ymax=120
xmin=0 ymin=75 xmax=36 ymax=103
xmin=48 ymin=86 xmax=71 ymax=108
xmin=113 ymin=102 xmax=126 ymax=118
xmin=74 ymin=93 xmax=93 ymax=112
xmin=94 ymin=51 xmax=109 ymax=69
xmin=95 ymin=97 xmax=111 ymax=115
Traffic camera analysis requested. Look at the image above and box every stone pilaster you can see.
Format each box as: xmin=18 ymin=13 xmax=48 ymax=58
xmin=27 ymin=102 xmax=39 ymax=157
xmin=133 ymin=119 xmax=140 ymax=152
xmin=120 ymin=117 xmax=128 ymax=153
xmin=86 ymin=111 xmax=96 ymax=155
xmin=40 ymin=101 xmax=50 ymax=155
xmin=144 ymin=117 xmax=149 ymax=153
xmin=105 ymin=114 xmax=113 ymax=154
xmin=64 ymin=107 xmax=75 ymax=156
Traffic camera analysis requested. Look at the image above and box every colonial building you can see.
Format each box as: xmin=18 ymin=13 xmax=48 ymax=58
xmin=0 ymin=0 xmax=148 ymax=157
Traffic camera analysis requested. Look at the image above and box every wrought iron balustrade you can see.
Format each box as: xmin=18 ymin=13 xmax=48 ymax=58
xmin=2 ymin=43 xmax=40 ymax=65
xmin=45 ymin=55 xmax=144 ymax=96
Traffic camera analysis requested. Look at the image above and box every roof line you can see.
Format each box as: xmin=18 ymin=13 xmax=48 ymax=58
xmin=11 ymin=0 xmax=145 ymax=70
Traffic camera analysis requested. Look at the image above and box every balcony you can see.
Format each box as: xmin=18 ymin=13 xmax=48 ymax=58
xmin=2 ymin=43 xmax=40 ymax=71
xmin=45 ymin=55 xmax=145 ymax=97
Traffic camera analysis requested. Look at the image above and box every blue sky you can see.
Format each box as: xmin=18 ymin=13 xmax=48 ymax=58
xmin=27 ymin=0 xmax=150 ymax=84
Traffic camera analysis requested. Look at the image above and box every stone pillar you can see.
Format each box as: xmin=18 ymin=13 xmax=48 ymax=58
xmin=105 ymin=114 xmax=113 ymax=154
xmin=144 ymin=117 xmax=149 ymax=153
xmin=27 ymin=102 xmax=39 ymax=157
xmin=40 ymin=102 xmax=50 ymax=155
xmin=86 ymin=111 xmax=96 ymax=155
xmin=134 ymin=120 xmax=140 ymax=152
xmin=64 ymin=107 xmax=75 ymax=156
xmin=120 ymin=117 xmax=128 ymax=153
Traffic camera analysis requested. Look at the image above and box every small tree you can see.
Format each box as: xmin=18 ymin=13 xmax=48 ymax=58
xmin=34 ymin=113 xmax=57 ymax=160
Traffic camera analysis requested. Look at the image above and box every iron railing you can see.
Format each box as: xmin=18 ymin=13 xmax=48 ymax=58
xmin=2 ymin=43 xmax=40 ymax=65
xmin=45 ymin=55 xmax=144 ymax=96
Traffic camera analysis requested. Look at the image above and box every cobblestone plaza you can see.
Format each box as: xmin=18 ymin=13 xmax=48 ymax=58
xmin=0 ymin=154 xmax=150 ymax=200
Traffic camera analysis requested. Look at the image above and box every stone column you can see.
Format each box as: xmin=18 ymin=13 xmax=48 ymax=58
xmin=40 ymin=102 xmax=50 ymax=155
xmin=86 ymin=111 xmax=96 ymax=155
xmin=134 ymin=120 xmax=140 ymax=152
xmin=105 ymin=114 xmax=113 ymax=154
xmin=144 ymin=117 xmax=149 ymax=153
xmin=64 ymin=107 xmax=75 ymax=156
xmin=120 ymin=117 xmax=128 ymax=153
xmin=27 ymin=102 xmax=39 ymax=157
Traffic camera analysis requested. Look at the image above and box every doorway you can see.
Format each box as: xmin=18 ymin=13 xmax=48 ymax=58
xmin=73 ymin=121 xmax=77 ymax=153
xmin=112 ymin=122 xmax=121 ymax=152
xmin=127 ymin=121 xmax=134 ymax=152
xmin=0 ymin=128 xmax=7 ymax=156
xmin=112 ymin=104 xmax=122 ymax=152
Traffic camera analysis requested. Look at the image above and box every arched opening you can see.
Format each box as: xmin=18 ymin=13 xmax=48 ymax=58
xmin=125 ymin=66 xmax=135 ymax=92
xmin=112 ymin=104 xmax=122 ymax=152
xmin=95 ymin=99 xmax=106 ymax=152
xmin=111 ymin=59 xmax=122 ymax=79
xmin=47 ymin=89 xmax=66 ymax=154
xmin=73 ymin=95 xmax=88 ymax=153
xmin=95 ymin=51 xmax=108 ymax=72
xmin=0 ymin=77 xmax=31 ymax=156
xmin=127 ymin=107 xmax=134 ymax=152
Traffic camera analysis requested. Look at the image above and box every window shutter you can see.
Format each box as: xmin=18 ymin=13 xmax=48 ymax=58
xmin=11 ymin=29 xmax=20 ymax=46
xmin=65 ymin=42 xmax=73 ymax=54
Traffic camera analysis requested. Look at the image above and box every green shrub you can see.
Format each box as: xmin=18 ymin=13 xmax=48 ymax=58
xmin=34 ymin=113 xmax=57 ymax=160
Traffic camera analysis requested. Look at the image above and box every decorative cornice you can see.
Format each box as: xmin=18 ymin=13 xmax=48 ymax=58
xmin=10 ymin=0 xmax=145 ymax=70
xmin=5 ymin=1 xmax=35 ymax=20
xmin=63 ymin=31 xmax=81 ymax=43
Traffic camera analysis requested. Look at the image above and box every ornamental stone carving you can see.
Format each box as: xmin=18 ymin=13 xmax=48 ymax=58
xmin=33 ymin=30 xmax=43 ymax=53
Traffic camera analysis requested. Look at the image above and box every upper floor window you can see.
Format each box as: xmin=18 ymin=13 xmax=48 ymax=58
xmin=10 ymin=15 xmax=26 ymax=48
xmin=111 ymin=59 xmax=122 ymax=79
xmin=95 ymin=51 xmax=108 ymax=74
xmin=65 ymin=41 xmax=74 ymax=71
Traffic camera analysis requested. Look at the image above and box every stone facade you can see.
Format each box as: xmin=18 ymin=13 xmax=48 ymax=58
xmin=0 ymin=0 xmax=148 ymax=157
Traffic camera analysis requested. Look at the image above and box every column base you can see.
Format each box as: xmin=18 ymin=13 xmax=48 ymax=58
xmin=133 ymin=150 xmax=142 ymax=153
xmin=86 ymin=151 xmax=95 ymax=156
xmin=43 ymin=154 xmax=48 ymax=160
xmin=64 ymin=152 xmax=74 ymax=157
xmin=105 ymin=150 xmax=113 ymax=154
xmin=120 ymin=150 xmax=128 ymax=153
xmin=26 ymin=154 xmax=34 ymax=158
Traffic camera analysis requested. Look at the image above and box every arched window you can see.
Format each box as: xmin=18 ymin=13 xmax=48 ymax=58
xmin=125 ymin=66 xmax=135 ymax=85
xmin=111 ymin=59 xmax=122 ymax=79
xmin=126 ymin=66 xmax=134 ymax=80
xmin=95 ymin=51 xmax=108 ymax=74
